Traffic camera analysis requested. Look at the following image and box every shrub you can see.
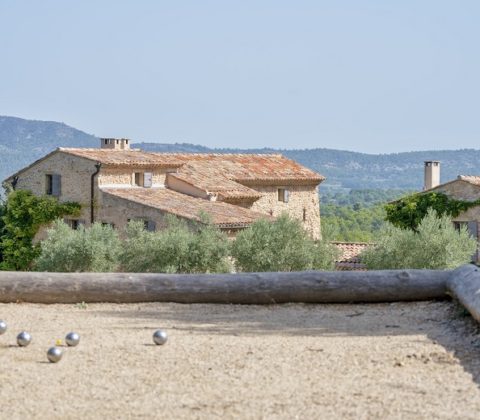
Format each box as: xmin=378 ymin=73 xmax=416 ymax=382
xmin=231 ymin=213 xmax=337 ymax=272
xmin=35 ymin=220 xmax=121 ymax=272
xmin=120 ymin=216 xmax=231 ymax=273
xmin=0 ymin=190 xmax=81 ymax=270
xmin=361 ymin=209 xmax=477 ymax=270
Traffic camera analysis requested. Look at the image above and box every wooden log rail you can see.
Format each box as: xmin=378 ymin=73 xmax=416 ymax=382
xmin=0 ymin=269 xmax=450 ymax=304
xmin=447 ymin=264 xmax=480 ymax=323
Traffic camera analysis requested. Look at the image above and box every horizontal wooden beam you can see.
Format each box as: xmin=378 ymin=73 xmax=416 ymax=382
xmin=0 ymin=269 xmax=450 ymax=304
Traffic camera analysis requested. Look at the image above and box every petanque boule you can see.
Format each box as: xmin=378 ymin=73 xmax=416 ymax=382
xmin=0 ymin=320 xmax=7 ymax=335
xmin=47 ymin=347 xmax=63 ymax=363
xmin=65 ymin=332 xmax=80 ymax=347
xmin=153 ymin=330 xmax=168 ymax=345
xmin=17 ymin=331 xmax=32 ymax=347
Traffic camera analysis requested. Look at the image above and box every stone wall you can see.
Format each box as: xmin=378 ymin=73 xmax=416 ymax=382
xmin=99 ymin=167 xmax=167 ymax=188
xmin=166 ymin=175 xmax=209 ymax=199
xmin=248 ymin=184 xmax=321 ymax=239
xmin=431 ymin=179 xmax=480 ymax=225
xmin=13 ymin=151 xmax=95 ymax=224
xmin=97 ymin=192 xmax=209 ymax=235
xmin=433 ymin=180 xmax=480 ymax=202
xmin=97 ymin=192 xmax=170 ymax=232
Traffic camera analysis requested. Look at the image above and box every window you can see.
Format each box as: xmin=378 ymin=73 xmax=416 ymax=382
xmin=303 ymin=208 xmax=307 ymax=222
xmin=453 ymin=221 xmax=468 ymax=232
xmin=102 ymin=222 xmax=115 ymax=228
xmin=65 ymin=219 xmax=85 ymax=230
xmin=278 ymin=188 xmax=289 ymax=203
xmin=46 ymin=174 xmax=61 ymax=197
xmin=127 ymin=219 xmax=156 ymax=231
xmin=133 ymin=172 xmax=152 ymax=187
xmin=144 ymin=220 xmax=156 ymax=232
xmin=134 ymin=172 xmax=143 ymax=187
xmin=453 ymin=221 xmax=478 ymax=239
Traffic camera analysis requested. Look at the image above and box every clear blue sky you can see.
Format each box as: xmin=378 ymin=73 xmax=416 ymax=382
xmin=1 ymin=0 xmax=479 ymax=153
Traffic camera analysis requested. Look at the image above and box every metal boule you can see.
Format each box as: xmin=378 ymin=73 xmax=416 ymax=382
xmin=65 ymin=332 xmax=80 ymax=347
xmin=17 ymin=331 xmax=32 ymax=347
xmin=47 ymin=347 xmax=63 ymax=363
xmin=153 ymin=330 xmax=168 ymax=345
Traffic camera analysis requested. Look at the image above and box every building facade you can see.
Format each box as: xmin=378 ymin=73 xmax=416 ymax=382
xmin=5 ymin=139 xmax=325 ymax=239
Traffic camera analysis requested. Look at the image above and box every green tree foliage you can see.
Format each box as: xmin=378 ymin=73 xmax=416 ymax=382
xmin=35 ymin=221 xmax=122 ymax=272
xmin=0 ymin=196 xmax=5 ymax=266
xmin=231 ymin=213 xmax=338 ymax=272
xmin=121 ymin=216 xmax=231 ymax=273
xmin=385 ymin=192 xmax=480 ymax=231
xmin=321 ymin=189 xmax=413 ymax=208
xmin=0 ymin=190 xmax=81 ymax=270
xmin=361 ymin=210 xmax=477 ymax=270
xmin=321 ymin=204 xmax=386 ymax=242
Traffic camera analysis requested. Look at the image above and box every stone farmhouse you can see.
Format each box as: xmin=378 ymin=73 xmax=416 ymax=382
xmin=4 ymin=138 xmax=324 ymax=238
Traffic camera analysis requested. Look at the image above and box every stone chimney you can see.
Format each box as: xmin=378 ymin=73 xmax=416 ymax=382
xmin=100 ymin=138 xmax=130 ymax=150
xmin=424 ymin=161 xmax=440 ymax=190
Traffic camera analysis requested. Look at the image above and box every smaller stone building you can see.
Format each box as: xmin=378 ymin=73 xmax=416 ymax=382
xmin=4 ymin=138 xmax=325 ymax=238
xmin=422 ymin=161 xmax=480 ymax=259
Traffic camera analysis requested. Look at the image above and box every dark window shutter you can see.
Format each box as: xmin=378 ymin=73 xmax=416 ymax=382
xmin=468 ymin=221 xmax=478 ymax=262
xmin=144 ymin=172 xmax=153 ymax=188
xmin=51 ymin=174 xmax=61 ymax=197
xmin=146 ymin=220 xmax=156 ymax=232
xmin=468 ymin=221 xmax=478 ymax=239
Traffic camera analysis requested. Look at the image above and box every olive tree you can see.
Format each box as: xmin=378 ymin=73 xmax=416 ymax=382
xmin=120 ymin=216 xmax=231 ymax=273
xmin=361 ymin=209 xmax=477 ymax=270
xmin=35 ymin=220 xmax=122 ymax=272
xmin=231 ymin=213 xmax=337 ymax=272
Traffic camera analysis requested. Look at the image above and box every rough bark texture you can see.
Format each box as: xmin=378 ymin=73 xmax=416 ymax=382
xmin=447 ymin=264 xmax=480 ymax=322
xmin=0 ymin=270 xmax=450 ymax=304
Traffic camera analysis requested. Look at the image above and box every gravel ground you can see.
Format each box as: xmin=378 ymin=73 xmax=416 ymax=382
xmin=1 ymin=300 xmax=480 ymax=419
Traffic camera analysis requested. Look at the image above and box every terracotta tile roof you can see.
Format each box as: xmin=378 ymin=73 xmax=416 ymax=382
xmin=101 ymin=187 xmax=269 ymax=228
xmin=332 ymin=242 xmax=371 ymax=271
xmin=154 ymin=153 xmax=325 ymax=184
xmin=168 ymin=162 xmax=263 ymax=201
xmin=59 ymin=148 xmax=184 ymax=167
xmin=55 ymin=149 xmax=323 ymax=187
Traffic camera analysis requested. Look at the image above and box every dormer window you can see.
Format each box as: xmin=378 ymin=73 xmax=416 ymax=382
xmin=133 ymin=172 xmax=153 ymax=188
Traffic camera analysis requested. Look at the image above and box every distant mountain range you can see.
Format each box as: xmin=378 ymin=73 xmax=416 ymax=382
xmin=1 ymin=115 xmax=480 ymax=192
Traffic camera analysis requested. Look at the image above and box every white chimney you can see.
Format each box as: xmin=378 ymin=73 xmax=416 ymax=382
xmin=424 ymin=161 xmax=440 ymax=190
xmin=100 ymin=138 xmax=130 ymax=150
